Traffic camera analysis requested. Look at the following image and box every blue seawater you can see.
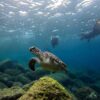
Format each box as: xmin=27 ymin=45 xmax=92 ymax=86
xmin=0 ymin=0 xmax=100 ymax=72
xmin=0 ymin=0 xmax=100 ymax=95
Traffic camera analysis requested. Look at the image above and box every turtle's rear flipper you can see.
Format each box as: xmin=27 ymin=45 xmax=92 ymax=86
xmin=29 ymin=58 xmax=37 ymax=71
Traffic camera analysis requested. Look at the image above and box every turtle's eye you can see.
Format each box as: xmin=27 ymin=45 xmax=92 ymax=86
xmin=29 ymin=46 xmax=41 ymax=55
xmin=29 ymin=47 xmax=34 ymax=51
xmin=29 ymin=47 xmax=37 ymax=52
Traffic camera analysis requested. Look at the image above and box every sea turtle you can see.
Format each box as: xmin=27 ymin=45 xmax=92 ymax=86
xmin=29 ymin=46 xmax=67 ymax=73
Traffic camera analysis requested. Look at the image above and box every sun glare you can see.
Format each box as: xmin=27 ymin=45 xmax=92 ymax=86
xmin=47 ymin=0 xmax=71 ymax=10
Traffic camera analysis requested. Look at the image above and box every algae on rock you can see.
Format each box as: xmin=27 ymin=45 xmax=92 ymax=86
xmin=0 ymin=86 xmax=25 ymax=100
xmin=19 ymin=76 xmax=76 ymax=100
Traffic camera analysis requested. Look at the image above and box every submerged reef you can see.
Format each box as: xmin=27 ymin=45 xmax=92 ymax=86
xmin=0 ymin=86 xmax=25 ymax=100
xmin=0 ymin=59 xmax=35 ymax=88
xmin=75 ymin=87 xmax=99 ymax=100
xmin=19 ymin=76 xmax=76 ymax=100
xmin=0 ymin=59 xmax=100 ymax=100
xmin=0 ymin=76 xmax=76 ymax=100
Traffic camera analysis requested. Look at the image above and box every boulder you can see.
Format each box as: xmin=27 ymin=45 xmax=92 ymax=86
xmin=0 ymin=86 xmax=25 ymax=100
xmin=0 ymin=73 xmax=13 ymax=87
xmin=19 ymin=76 xmax=76 ymax=100
xmin=0 ymin=59 xmax=16 ymax=72
xmin=14 ymin=74 xmax=31 ymax=85
xmin=75 ymin=87 xmax=99 ymax=100
xmin=0 ymin=82 xmax=7 ymax=89
xmin=4 ymin=68 xmax=22 ymax=76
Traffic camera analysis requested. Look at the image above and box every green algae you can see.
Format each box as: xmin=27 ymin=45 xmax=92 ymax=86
xmin=0 ymin=86 xmax=25 ymax=100
xmin=19 ymin=76 xmax=76 ymax=100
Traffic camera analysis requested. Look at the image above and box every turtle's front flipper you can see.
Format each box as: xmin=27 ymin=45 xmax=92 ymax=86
xmin=28 ymin=58 xmax=40 ymax=71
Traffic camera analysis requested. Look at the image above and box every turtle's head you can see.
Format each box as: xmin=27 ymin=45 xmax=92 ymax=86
xmin=29 ymin=46 xmax=41 ymax=56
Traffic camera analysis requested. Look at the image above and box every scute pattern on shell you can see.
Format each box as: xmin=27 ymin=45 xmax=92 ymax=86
xmin=44 ymin=51 xmax=66 ymax=66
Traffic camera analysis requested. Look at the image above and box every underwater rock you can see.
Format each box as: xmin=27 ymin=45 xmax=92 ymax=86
xmin=90 ymin=85 xmax=100 ymax=94
xmin=79 ymin=74 xmax=96 ymax=84
xmin=90 ymin=80 xmax=100 ymax=93
xmin=50 ymin=72 xmax=85 ymax=92
xmin=13 ymin=82 xmax=23 ymax=87
xmin=0 ymin=72 xmax=32 ymax=88
xmin=13 ymin=63 xmax=28 ymax=73
xmin=67 ymin=79 xmax=85 ymax=93
xmin=75 ymin=87 xmax=99 ymax=100
xmin=51 ymin=73 xmax=75 ymax=87
xmin=22 ymin=81 xmax=35 ymax=91
xmin=0 ymin=59 xmax=34 ymax=88
xmin=4 ymin=68 xmax=22 ymax=76
xmin=49 ymin=72 xmax=69 ymax=82
xmin=0 ymin=59 xmax=26 ymax=73
xmin=19 ymin=76 xmax=76 ymax=100
xmin=14 ymin=74 xmax=31 ymax=85
xmin=0 ymin=86 xmax=25 ymax=100
xmin=0 ymin=82 xmax=8 ymax=89
xmin=25 ymin=67 xmax=50 ymax=81
xmin=0 ymin=73 xmax=11 ymax=82
xmin=0 ymin=73 xmax=13 ymax=87
xmin=68 ymin=71 xmax=78 ymax=79
xmin=25 ymin=70 xmax=37 ymax=81
xmin=0 ymin=59 xmax=14 ymax=71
